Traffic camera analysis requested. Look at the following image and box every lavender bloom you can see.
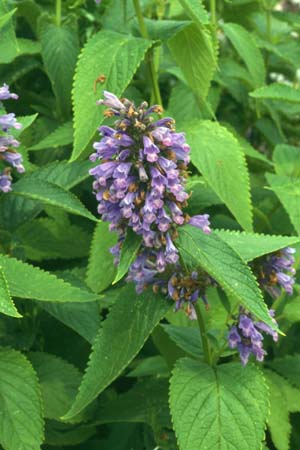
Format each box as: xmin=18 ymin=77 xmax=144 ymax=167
xmin=189 ymin=214 xmax=211 ymax=234
xmin=0 ymin=84 xmax=24 ymax=193
xmin=228 ymin=306 xmax=278 ymax=366
xmin=257 ymin=247 xmax=296 ymax=298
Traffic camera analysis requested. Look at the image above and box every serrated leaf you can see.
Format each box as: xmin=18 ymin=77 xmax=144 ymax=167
xmin=94 ymin=379 xmax=170 ymax=429
xmin=168 ymin=23 xmax=217 ymax=101
xmin=28 ymin=352 xmax=82 ymax=420
xmin=86 ymin=222 xmax=118 ymax=294
xmin=71 ymin=30 xmax=152 ymax=161
xmin=0 ymin=267 xmax=21 ymax=318
xmin=15 ymin=218 xmax=91 ymax=261
xmin=0 ymin=347 xmax=44 ymax=450
xmin=177 ymin=225 xmax=276 ymax=328
xmin=0 ymin=253 xmax=98 ymax=303
xmin=270 ymin=355 xmax=300 ymax=389
xmin=113 ymin=229 xmax=142 ymax=284
xmin=12 ymin=178 xmax=97 ymax=222
xmin=273 ymin=144 xmax=300 ymax=177
xmin=214 ymin=229 xmax=300 ymax=262
xmin=222 ymin=23 xmax=265 ymax=87
xmin=170 ymin=358 xmax=269 ymax=450
xmin=40 ymin=23 xmax=79 ymax=117
xmin=266 ymin=173 xmax=300 ymax=235
xmin=63 ymin=284 xmax=170 ymax=419
xmin=178 ymin=0 xmax=209 ymax=25
xmin=265 ymin=369 xmax=300 ymax=450
xmin=186 ymin=120 xmax=253 ymax=231
xmin=250 ymin=83 xmax=300 ymax=102
xmin=29 ymin=121 xmax=73 ymax=151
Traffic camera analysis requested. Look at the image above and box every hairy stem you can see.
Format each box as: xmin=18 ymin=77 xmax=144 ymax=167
xmin=133 ymin=0 xmax=162 ymax=106
xmin=195 ymin=302 xmax=212 ymax=365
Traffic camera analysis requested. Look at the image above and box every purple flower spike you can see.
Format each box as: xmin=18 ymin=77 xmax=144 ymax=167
xmin=228 ymin=307 xmax=279 ymax=365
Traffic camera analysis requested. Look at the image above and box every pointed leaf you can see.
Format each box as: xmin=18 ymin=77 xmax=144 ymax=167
xmin=29 ymin=121 xmax=73 ymax=151
xmin=0 ymin=266 xmax=21 ymax=318
xmin=250 ymin=83 xmax=300 ymax=102
xmin=186 ymin=120 xmax=253 ymax=231
xmin=270 ymin=355 xmax=300 ymax=389
xmin=0 ymin=347 xmax=44 ymax=450
xmin=113 ymin=229 xmax=142 ymax=284
xmin=63 ymin=284 xmax=170 ymax=419
xmin=273 ymin=144 xmax=300 ymax=177
xmin=170 ymin=358 xmax=269 ymax=450
xmin=72 ymin=30 xmax=152 ymax=160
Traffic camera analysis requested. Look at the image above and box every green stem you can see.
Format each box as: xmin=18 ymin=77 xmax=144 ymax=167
xmin=56 ymin=0 xmax=61 ymax=26
xmin=194 ymin=302 xmax=212 ymax=365
xmin=210 ymin=0 xmax=216 ymax=27
xmin=133 ymin=0 xmax=162 ymax=106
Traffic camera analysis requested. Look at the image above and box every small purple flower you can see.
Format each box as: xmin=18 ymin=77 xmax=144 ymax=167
xmin=97 ymin=91 xmax=124 ymax=110
xmin=0 ymin=84 xmax=18 ymax=100
xmin=228 ymin=307 xmax=278 ymax=366
xmin=0 ymin=171 xmax=12 ymax=192
xmin=143 ymin=136 xmax=160 ymax=162
xmin=189 ymin=214 xmax=211 ymax=234
xmin=0 ymin=113 xmax=22 ymax=131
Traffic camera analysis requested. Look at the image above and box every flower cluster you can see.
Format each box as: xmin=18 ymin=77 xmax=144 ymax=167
xmin=0 ymin=84 xmax=24 ymax=193
xmin=228 ymin=307 xmax=278 ymax=365
xmin=258 ymin=247 xmax=296 ymax=298
xmin=90 ymin=91 xmax=211 ymax=314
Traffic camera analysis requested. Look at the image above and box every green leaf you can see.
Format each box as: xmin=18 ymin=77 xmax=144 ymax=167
xmin=0 ymin=7 xmax=16 ymax=30
xmin=63 ymin=284 xmax=170 ymax=419
xmin=270 ymin=355 xmax=300 ymax=389
xmin=282 ymin=295 xmax=300 ymax=324
xmin=178 ymin=0 xmax=209 ymax=25
xmin=273 ymin=144 xmax=300 ymax=177
xmin=222 ymin=23 xmax=265 ymax=87
xmin=127 ymin=355 xmax=169 ymax=378
xmin=86 ymin=222 xmax=118 ymax=294
xmin=0 ymin=267 xmax=21 ymax=318
xmin=177 ymin=225 xmax=275 ymax=328
xmin=0 ymin=253 xmax=98 ymax=303
xmin=29 ymin=121 xmax=73 ymax=151
xmin=214 ymin=229 xmax=300 ymax=262
xmin=28 ymin=352 xmax=82 ymax=420
xmin=250 ymin=83 xmax=300 ymax=102
xmin=16 ymin=38 xmax=41 ymax=56
xmin=40 ymin=301 xmax=101 ymax=344
xmin=15 ymin=218 xmax=91 ymax=261
xmin=186 ymin=120 xmax=253 ymax=231
xmin=113 ymin=229 xmax=142 ymax=284
xmin=161 ymin=324 xmax=202 ymax=358
xmin=71 ymin=30 xmax=151 ymax=161
xmin=170 ymin=358 xmax=269 ymax=450
xmin=0 ymin=1 xmax=18 ymax=63
xmin=0 ymin=347 xmax=44 ymax=450
xmin=266 ymin=173 xmax=300 ymax=235
xmin=40 ymin=23 xmax=79 ymax=117
xmin=265 ymin=369 xmax=300 ymax=450
xmin=94 ymin=379 xmax=170 ymax=429
xmin=168 ymin=23 xmax=217 ymax=101
xmin=12 ymin=178 xmax=97 ymax=222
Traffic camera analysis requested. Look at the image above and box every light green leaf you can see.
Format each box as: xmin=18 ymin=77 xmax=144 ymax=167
xmin=0 ymin=267 xmax=21 ymax=318
xmin=282 ymin=295 xmax=300 ymax=324
xmin=223 ymin=23 xmax=265 ymax=87
xmin=29 ymin=121 xmax=73 ymax=151
xmin=178 ymin=0 xmax=209 ymax=25
xmin=214 ymin=229 xmax=300 ymax=262
xmin=273 ymin=144 xmax=300 ymax=177
xmin=0 ymin=253 xmax=98 ymax=303
xmin=266 ymin=173 xmax=300 ymax=235
xmin=127 ymin=355 xmax=169 ymax=378
xmin=0 ymin=347 xmax=44 ymax=450
xmin=0 ymin=7 xmax=16 ymax=30
xmin=40 ymin=23 xmax=79 ymax=117
xmin=250 ymin=83 xmax=300 ymax=102
xmin=177 ymin=225 xmax=276 ymax=328
xmin=71 ymin=30 xmax=151 ymax=161
xmin=170 ymin=358 xmax=269 ymax=450
xmin=186 ymin=120 xmax=253 ymax=231
xmin=113 ymin=229 xmax=142 ymax=284
xmin=16 ymin=38 xmax=41 ymax=56
xmin=12 ymin=178 xmax=97 ymax=222
xmin=161 ymin=324 xmax=202 ymax=358
xmin=86 ymin=222 xmax=118 ymax=294
xmin=0 ymin=1 xmax=18 ymax=63
xmin=63 ymin=284 xmax=170 ymax=419
xmin=265 ymin=369 xmax=300 ymax=450
xmin=168 ymin=23 xmax=217 ymax=101
xmin=28 ymin=352 xmax=82 ymax=420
